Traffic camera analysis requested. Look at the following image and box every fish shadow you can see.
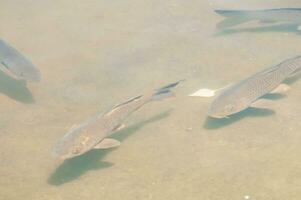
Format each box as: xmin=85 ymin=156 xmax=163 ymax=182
xmin=0 ymin=70 xmax=34 ymax=103
xmin=262 ymin=93 xmax=286 ymax=100
xmin=214 ymin=23 xmax=299 ymax=36
xmin=203 ymin=108 xmax=275 ymax=130
xmin=47 ymin=110 xmax=171 ymax=186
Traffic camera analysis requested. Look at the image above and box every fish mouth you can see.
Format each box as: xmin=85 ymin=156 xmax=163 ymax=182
xmin=208 ymin=113 xmax=227 ymax=119
xmin=52 ymin=148 xmax=70 ymax=161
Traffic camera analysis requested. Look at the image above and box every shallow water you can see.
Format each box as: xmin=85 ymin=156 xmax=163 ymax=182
xmin=1 ymin=0 xmax=301 ymax=199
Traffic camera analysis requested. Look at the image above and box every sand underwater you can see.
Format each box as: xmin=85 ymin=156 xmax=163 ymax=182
xmin=1 ymin=0 xmax=301 ymax=199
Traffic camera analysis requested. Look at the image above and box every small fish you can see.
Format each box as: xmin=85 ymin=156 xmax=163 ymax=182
xmin=53 ymin=81 xmax=182 ymax=160
xmin=208 ymin=56 xmax=301 ymax=118
xmin=0 ymin=39 xmax=41 ymax=82
xmin=215 ymin=8 xmax=301 ymax=30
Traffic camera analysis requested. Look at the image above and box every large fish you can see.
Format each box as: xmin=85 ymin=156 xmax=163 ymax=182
xmin=53 ymin=81 xmax=182 ymax=160
xmin=215 ymin=8 xmax=301 ymax=30
xmin=0 ymin=39 xmax=41 ymax=82
xmin=208 ymin=56 xmax=301 ymax=118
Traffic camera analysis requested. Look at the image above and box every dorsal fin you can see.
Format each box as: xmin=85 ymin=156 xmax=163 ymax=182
xmin=105 ymin=95 xmax=143 ymax=116
xmin=113 ymin=95 xmax=143 ymax=109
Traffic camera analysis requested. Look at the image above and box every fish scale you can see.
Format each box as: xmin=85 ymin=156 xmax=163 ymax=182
xmin=208 ymin=56 xmax=301 ymax=118
xmin=53 ymin=80 xmax=182 ymax=160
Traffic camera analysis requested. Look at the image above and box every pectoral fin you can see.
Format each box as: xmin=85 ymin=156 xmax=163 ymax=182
xmin=93 ymin=138 xmax=121 ymax=149
xmin=270 ymin=84 xmax=290 ymax=94
xmin=250 ymin=99 xmax=274 ymax=109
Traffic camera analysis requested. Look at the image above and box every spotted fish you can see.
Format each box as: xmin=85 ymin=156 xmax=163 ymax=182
xmin=53 ymin=81 xmax=182 ymax=160
xmin=208 ymin=56 xmax=301 ymax=118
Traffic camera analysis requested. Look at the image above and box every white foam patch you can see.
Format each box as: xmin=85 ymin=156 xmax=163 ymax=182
xmin=189 ymin=83 xmax=232 ymax=97
xmin=189 ymin=88 xmax=217 ymax=97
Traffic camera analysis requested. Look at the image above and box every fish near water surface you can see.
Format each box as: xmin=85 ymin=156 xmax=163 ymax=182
xmin=0 ymin=39 xmax=41 ymax=82
xmin=215 ymin=8 xmax=301 ymax=30
xmin=208 ymin=56 xmax=301 ymax=118
xmin=53 ymin=81 xmax=182 ymax=160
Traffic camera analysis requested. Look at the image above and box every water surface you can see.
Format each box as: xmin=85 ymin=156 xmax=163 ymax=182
xmin=1 ymin=0 xmax=301 ymax=199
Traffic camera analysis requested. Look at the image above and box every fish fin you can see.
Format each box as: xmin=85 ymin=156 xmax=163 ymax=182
xmin=152 ymin=80 xmax=183 ymax=101
xmin=156 ymin=79 xmax=184 ymax=93
xmin=94 ymin=138 xmax=121 ymax=149
xmin=250 ymin=99 xmax=275 ymax=109
xmin=270 ymin=84 xmax=290 ymax=94
xmin=298 ymin=25 xmax=301 ymax=31
xmin=215 ymin=10 xmax=252 ymax=29
xmin=106 ymin=95 xmax=143 ymax=116
xmin=113 ymin=95 xmax=143 ymax=109
xmin=215 ymin=10 xmax=248 ymax=17
xmin=152 ymin=90 xmax=175 ymax=100
xmin=112 ymin=124 xmax=125 ymax=132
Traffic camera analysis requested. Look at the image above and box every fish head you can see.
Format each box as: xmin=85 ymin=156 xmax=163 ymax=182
xmin=12 ymin=63 xmax=41 ymax=82
xmin=208 ymin=97 xmax=245 ymax=119
xmin=1 ymin=59 xmax=41 ymax=82
xmin=17 ymin=67 xmax=41 ymax=82
xmin=53 ymin=129 xmax=98 ymax=160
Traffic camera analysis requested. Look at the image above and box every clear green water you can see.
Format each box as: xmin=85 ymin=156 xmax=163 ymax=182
xmin=1 ymin=0 xmax=301 ymax=199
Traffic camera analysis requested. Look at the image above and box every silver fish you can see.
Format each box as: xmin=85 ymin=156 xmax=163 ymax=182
xmin=215 ymin=8 xmax=301 ymax=30
xmin=53 ymin=81 xmax=182 ymax=160
xmin=0 ymin=39 xmax=41 ymax=82
xmin=208 ymin=56 xmax=301 ymax=118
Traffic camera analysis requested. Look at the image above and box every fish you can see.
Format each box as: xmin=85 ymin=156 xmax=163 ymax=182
xmin=208 ymin=56 xmax=301 ymax=118
xmin=0 ymin=39 xmax=41 ymax=82
xmin=215 ymin=8 xmax=301 ymax=30
xmin=53 ymin=80 xmax=182 ymax=160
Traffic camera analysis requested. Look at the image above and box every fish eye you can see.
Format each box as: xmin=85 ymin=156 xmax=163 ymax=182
xmin=71 ymin=146 xmax=82 ymax=154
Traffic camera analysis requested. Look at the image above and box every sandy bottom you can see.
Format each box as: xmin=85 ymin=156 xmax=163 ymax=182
xmin=1 ymin=0 xmax=301 ymax=199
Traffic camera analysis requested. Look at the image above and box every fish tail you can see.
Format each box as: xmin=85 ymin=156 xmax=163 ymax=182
xmin=215 ymin=10 xmax=248 ymax=17
xmin=151 ymin=80 xmax=184 ymax=101
xmin=215 ymin=10 xmax=253 ymax=29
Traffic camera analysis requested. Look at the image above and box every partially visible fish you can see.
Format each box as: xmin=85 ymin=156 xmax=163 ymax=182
xmin=53 ymin=81 xmax=182 ymax=160
xmin=215 ymin=8 xmax=301 ymax=30
xmin=0 ymin=39 xmax=41 ymax=82
xmin=208 ymin=56 xmax=301 ymax=118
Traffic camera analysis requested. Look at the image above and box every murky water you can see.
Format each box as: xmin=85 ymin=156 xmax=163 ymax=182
xmin=1 ymin=0 xmax=301 ymax=199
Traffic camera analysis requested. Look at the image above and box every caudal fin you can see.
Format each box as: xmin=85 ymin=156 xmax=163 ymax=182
xmin=215 ymin=10 xmax=252 ymax=29
xmin=152 ymin=80 xmax=183 ymax=100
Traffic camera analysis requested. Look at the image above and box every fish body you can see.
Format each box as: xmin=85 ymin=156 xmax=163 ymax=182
xmin=215 ymin=8 xmax=301 ymax=29
xmin=0 ymin=39 xmax=41 ymax=82
xmin=208 ymin=56 xmax=301 ymax=118
xmin=53 ymin=81 xmax=182 ymax=160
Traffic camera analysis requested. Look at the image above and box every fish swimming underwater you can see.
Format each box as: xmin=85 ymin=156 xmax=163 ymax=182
xmin=208 ymin=56 xmax=301 ymax=118
xmin=53 ymin=81 xmax=182 ymax=160
xmin=215 ymin=8 xmax=301 ymax=30
xmin=0 ymin=39 xmax=41 ymax=82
